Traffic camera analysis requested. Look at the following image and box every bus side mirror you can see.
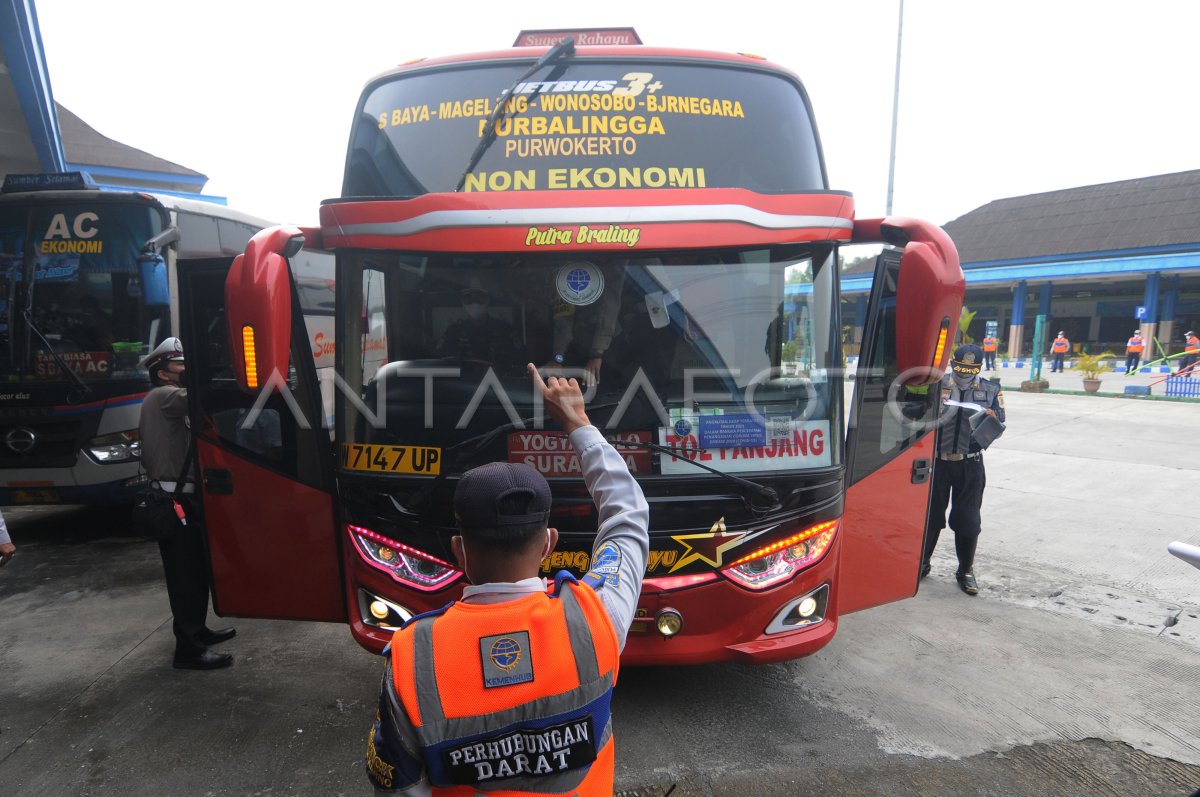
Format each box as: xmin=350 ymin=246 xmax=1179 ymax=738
xmin=225 ymin=226 xmax=304 ymax=393
xmin=138 ymin=253 xmax=170 ymax=307
xmin=853 ymin=217 xmax=964 ymax=386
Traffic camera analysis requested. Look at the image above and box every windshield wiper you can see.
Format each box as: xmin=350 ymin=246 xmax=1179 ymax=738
xmin=397 ymin=397 xmax=627 ymax=514
xmin=22 ymin=308 xmax=92 ymax=403
xmin=611 ymin=437 xmax=781 ymax=512
xmin=454 ymin=37 xmax=576 ymax=192
xmin=400 ymin=416 xmax=540 ymax=513
xmin=399 ymin=420 xmax=781 ymax=516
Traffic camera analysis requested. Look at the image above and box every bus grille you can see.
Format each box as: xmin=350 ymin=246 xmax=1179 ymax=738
xmin=0 ymin=417 xmax=90 ymax=469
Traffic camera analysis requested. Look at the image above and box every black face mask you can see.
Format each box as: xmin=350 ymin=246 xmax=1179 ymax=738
xmin=176 ymin=370 xmax=190 ymax=388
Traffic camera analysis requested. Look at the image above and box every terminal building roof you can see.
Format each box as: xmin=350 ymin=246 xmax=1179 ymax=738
xmin=944 ymin=169 xmax=1200 ymax=266
xmin=826 ymin=169 xmax=1200 ymax=298
xmin=58 ymin=103 xmax=203 ymax=180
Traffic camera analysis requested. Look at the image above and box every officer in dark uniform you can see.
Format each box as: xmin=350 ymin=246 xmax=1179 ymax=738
xmin=922 ymin=344 xmax=1005 ymax=595
xmin=437 ymin=281 xmax=523 ymax=374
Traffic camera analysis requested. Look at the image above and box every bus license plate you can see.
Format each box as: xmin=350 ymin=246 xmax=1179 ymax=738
xmin=340 ymin=444 xmax=441 ymax=475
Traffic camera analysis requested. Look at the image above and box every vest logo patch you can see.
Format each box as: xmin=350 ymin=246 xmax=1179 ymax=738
xmin=588 ymin=542 xmax=622 ymax=587
xmin=480 ymin=631 xmax=534 ymax=688
xmin=442 ymin=717 xmax=597 ymax=784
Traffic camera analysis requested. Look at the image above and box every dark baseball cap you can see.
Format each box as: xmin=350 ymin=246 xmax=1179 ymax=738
xmin=454 ymin=462 xmax=551 ymax=533
xmin=950 ymin=344 xmax=983 ymax=376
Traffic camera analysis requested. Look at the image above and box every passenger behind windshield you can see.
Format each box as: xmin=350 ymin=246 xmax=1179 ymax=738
xmin=436 ymin=278 xmax=523 ymax=374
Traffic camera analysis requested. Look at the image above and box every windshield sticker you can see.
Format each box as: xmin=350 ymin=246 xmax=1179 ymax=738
xmin=698 ymin=414 xmax=765 ymax=449
xmin=34 ymin=351 xmax=109 ymax=378
xmin=660 ymin=414 xmax=831 ymax=475
xmin=341 ymin=443 xmax=441 ymax=475
xmin=40 ymin=212 xmax=102 ymax=255
xmin=34 ymin=256 xmax=80 ymax=282
xmin=555 ymin=262 xmax=605 ymax=306
xmin=508 ymin=430 xmax=651 ymax=476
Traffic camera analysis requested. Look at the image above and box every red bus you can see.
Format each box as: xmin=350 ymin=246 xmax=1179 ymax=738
xmin=183 ymin=31 xmax=963 ymax=665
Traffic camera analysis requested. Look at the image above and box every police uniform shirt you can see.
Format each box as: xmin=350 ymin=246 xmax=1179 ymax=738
xmin=139 ymin=385 xmax=190 ymax=482
xmin=938 ymin=374 xmax=1005 ymax=456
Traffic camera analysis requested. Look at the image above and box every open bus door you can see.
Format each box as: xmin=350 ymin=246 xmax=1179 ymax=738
xmin=839 ymin=219 xmax=963 ymax=613
xmin=179 ymin=228 xmax=344 ymax=623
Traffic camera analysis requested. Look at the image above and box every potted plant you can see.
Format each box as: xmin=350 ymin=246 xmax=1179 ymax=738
xmin=1074 ymin=352 xmax=1109 ymax=393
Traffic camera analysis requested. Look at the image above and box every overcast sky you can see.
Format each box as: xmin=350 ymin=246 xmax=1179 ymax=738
xmin=33 ymin=0 xmax=1200 ymax=229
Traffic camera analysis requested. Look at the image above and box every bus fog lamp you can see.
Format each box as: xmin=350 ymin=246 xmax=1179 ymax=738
xmin=655 ymin=608 xmax=684 ymax=637
xmin=358 ymin=590 xmax=413 ymax=631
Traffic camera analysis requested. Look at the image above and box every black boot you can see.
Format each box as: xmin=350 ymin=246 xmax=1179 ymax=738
xmin=955 ymin=533 xmax=979 ymax=594
xmin=956 ymin=570 xmax=979 ymax=595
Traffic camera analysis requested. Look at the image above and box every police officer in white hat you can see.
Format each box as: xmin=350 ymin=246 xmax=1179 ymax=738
xmin=139 ymin=337 xmax=236 ymax=669
xmin=922 ymin=344 xmax=1006 ymax=595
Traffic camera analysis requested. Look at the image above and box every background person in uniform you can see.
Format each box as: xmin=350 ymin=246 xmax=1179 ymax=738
xmin=981 ymin=332 xmax=999 ymax=370
xmin=366 ymin=363 xmax=649 ymax=795
xmin=437 ymin=280 xmax=523 ymax=373
xmin=1125 ymin=331 xmax=1144 ymax=374
xmin=1177 ymin=330 xmax=1199 ymax=377
xmin=1050 ymin=331 xmax=1070 ymax=372
xmin=139 ymin=337 xmax=236 ymax=670
xmin=923 ymin=344 xmax=1005 ymax=596
xmin=0 ymin=508 xmax=14 ymax=567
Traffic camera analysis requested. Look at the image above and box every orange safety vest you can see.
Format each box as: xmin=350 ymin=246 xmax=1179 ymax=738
xmin=1051 ymin=336 xmax=1069 ymax=353
xmin=1187 ymin=335 xmax=1200 ymax=353
xmin=1126 ymin=337 xmax=1144 ymax=353
xmin=384 ymin=575 xmax=620 ymax=795
xmin=982 ymin=336 xmax=998 ymax=352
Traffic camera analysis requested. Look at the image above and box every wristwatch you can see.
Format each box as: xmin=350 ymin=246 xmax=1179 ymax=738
xmin=553 ymin=354 xmax=565 ymax=364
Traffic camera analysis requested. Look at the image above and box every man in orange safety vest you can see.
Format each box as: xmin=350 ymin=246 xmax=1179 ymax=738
xmin=981 ymin=333 xmax=999 ymax=371
xmin=1050 ymin=331 xmax=1070 ymax=373
xmin=1178 ymin=330 xmax=1199 ymax=377
xmin=1125 ymin=331 xmax=1144 ymax=374
xmin=366 ymin=364 xmax=649 ymax=795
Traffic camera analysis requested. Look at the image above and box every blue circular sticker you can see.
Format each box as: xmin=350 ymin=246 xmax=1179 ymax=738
xmin=674 ymin=419 xmax=692 ymax=437
xmin=555 ymin=262 xmax=605 ymax=306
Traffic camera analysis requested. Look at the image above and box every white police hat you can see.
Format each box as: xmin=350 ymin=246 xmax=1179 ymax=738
xmin=139 ymin=337 xmax=185 ymax=370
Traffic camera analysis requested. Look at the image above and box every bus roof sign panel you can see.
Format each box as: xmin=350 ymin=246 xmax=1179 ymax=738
xmin=513 ymin=28 xmax=642 ymax=47
xmin=2 ymin=171 xmax=98 ymax=193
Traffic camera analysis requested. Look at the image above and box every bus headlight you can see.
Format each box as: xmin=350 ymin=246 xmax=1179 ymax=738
xmin=86 ymin=430 xmax=141 ymax=463
xmin=721 ymin=520 xmax=838 ymax=590
xmin=348 ymin=524 xmax=461 ymax=591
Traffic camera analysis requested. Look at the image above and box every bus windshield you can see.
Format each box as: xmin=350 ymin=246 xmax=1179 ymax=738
xmin=339 ymin=244 xmax=841 ymax=480
xmin=345 ymin=59 xmax=825 ymax=196
xmin=0 ymin=199 xmax=168 ymax=382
